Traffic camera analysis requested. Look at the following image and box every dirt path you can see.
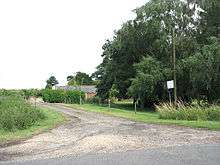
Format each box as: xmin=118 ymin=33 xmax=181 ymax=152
xmin=1 ymin=103 xmax=220 ymax=162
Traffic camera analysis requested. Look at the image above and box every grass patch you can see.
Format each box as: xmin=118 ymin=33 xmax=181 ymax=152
xmin=0 ymin=107 xmax=67 ymax=144
xmin=64 ymin=103 xmax=220 ymax=130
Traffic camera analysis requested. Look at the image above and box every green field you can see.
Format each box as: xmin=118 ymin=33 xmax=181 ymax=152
xmin=0 ymin=107 xmax=67 ymax=144
xmin=64 ymin=103 xmax=220 ymax=130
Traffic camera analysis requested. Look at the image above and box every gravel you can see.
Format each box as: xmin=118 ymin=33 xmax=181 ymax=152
xmin=0 ymin=103 xmax=220 ymax=162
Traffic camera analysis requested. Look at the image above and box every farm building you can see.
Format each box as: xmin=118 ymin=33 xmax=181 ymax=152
xmin=53 ymin=85 xmax=96 ymax=99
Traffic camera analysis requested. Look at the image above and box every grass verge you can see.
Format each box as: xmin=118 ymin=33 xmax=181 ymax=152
xmin=64 ymin=103 xmax=220 ymax=130
xmin=0 ymin=107 xmax=67 ymax=144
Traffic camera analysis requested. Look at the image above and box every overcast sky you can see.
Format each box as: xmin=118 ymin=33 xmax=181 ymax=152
xmin=0 ymin=0 xmax=146 ymax=89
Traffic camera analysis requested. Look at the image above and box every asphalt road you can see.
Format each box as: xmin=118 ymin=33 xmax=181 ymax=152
xmin=0 ymin=103 xmax=220 ymax=164
xmin=2 ymin=143 xmax=220 ymax=165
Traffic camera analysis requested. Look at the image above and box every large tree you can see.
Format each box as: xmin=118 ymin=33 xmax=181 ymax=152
xmin=94 ymin=0 xmax=220 ymax=107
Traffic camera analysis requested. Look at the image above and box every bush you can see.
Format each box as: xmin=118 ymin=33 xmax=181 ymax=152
xmin=65 ymin=90 xmax=84 ymax=104
xmin=22 ymin=89 xmax=43 ymax=99
xmin=42 ymin=89 xmax=85 ymax=104
xmin=0 ymin=89 xmax=43 ymax=100
xmin=0 ymin=96 xmax=45 ymax=131
xmin=156 ymin=102 xmax=220 ymax=121
xmin=42 ymin=89 xmax=65 ymax=103
xmin=86 ymin=96 xmax=100 ymax=104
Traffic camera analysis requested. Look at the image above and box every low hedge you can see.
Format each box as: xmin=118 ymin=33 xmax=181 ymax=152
xmin=42 ymin=89 xmax=85 ymax=104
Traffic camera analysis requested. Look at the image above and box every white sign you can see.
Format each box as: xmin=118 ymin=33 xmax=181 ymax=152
xmin=167 ymin=80 xmax=174 ymax=89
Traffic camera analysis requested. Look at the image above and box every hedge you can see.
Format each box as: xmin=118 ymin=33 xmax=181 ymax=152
xmin=42 ymin=89 xmax=85 ymax=104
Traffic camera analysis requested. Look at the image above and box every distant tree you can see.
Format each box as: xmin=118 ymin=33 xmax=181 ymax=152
xmin=46 ymin=76 xmax=59 ymax=89
xmin=75 ymin=72 xmax=94 ymax=85
xmin=67 ymin=75 xmax=74 ymax=82
xmin=67 ymin=72 xmax=94 ymax=86
xmin=67 ymin=75 xmax=77 ymax=86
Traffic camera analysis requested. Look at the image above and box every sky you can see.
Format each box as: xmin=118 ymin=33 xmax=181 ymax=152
xmin=0 ymin=0 xmax=146 ymax=89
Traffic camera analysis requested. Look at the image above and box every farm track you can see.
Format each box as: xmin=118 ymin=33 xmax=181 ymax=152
xmin=0 ymin=103 xmax=220 ymax=162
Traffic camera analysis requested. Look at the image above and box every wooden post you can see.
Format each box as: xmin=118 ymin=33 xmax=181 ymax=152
xmin=34 ymin=97 xmax=37 ymax=108
xmin=108 ymin=98 xmax=110 ymax=109
xmin=134 ymin=101 xmax=137 ymax=114
xmin=168 ymin=90 xmax=172 ymax=106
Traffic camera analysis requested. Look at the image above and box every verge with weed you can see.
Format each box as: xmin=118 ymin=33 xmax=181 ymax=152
xmin=0 ymin=96 xmax=45 ymax=131
xmin=156 ymin=102 xmax=220 ymax=121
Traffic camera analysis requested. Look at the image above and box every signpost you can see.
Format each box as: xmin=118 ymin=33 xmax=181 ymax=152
xmin=167 ymin=80 xmax=174 ymax=105
xmin=167 ymin=80 xmax=174 ymax=89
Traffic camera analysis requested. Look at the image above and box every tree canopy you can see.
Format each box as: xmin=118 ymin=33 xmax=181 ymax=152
xmin=67 ymin=72 xmax=94 ymax=86
xmin=93 ymin=0 xmax=220 ymax=107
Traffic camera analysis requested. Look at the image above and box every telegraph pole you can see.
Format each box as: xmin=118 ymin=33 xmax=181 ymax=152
xmin=172 ymin=28 xmax=177 ymax=106
xmin=79 ymin=78 xmax=84 ymax=105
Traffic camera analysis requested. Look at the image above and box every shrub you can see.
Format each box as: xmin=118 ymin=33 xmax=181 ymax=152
xmin=86 ymin=96 xmax=100 ymax=104
xmin=65 ymin=90 xmax=84 ymax=104
xmin=0 ymin=96 xmax=45 ymax=131
xmin=22 ymin=89 xmax=43 ymax=99
xmin=42 ymin=89 xmax=65 ymax=103
xmin=42 ymin=89 xmax=85 ymax=104
xmin=0 ymin=89 xmax=43 ymax=100
xmin=206 ymin=106 xmax=220 ymax=121
xmin=156 ymin=102 xmax=220 ymax=121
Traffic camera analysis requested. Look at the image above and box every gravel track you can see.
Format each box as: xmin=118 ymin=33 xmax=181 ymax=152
xmin=0 ymin=103 xmax=220 ymax=162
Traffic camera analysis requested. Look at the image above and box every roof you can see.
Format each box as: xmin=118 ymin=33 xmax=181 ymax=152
xmin=55 ymin=85 xmax=96 ymax=94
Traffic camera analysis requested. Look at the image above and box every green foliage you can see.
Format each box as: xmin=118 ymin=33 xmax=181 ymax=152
xmin=42 ymin=90 xmax=65 ymax=103
xmin=22 ymin=89 xmax=42 ymax=99
xmin=42 ymin=89 xmax=85 ymax=104
xmin=93 ymin=0 xmax=220 ymax=107
xmin=67 ymin=72 xmax=94 ymax=86
xmin=65 ymin=90 xmax=84 ymax=104
xmin=0 ymin=89 xmax=42 ymax=100
xmin=0 ymin=96 xmax=45 ymax=131
xmin=156 ymin=103 xmax=220 ymax=121
xmin=46 ymin=76 xmax=59 ymax=89
xmin=182 ymin=37 xmax=220 ymax=102
xmin=109 ymin=84 xmax=119 ymax=99
xmin=86 ymin=96 xmax=101 ymax=104
xmin=128 ymin=56 xmax=168 ymax=107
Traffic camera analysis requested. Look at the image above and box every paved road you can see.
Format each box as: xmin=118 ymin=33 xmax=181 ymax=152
xmin=2 ymin=143 xmax=220 ymax=165
xmin=0 ymin=103 xmax=220 ymax=164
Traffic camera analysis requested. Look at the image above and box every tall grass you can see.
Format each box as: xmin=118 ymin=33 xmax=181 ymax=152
xmin=156 ymin=102 xmax=220 ymax=121
xmin=0 ymin=96 xmax=45 ymax=131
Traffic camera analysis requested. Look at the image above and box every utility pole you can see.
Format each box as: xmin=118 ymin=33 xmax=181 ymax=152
xmin=79 ymin=78 xmax=84 ymax=105
xmin=172 ymin=28 xmax=177 ymax=106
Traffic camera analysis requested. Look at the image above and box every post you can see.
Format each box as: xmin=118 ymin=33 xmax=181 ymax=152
xmin=168 ymin=90 xmax=172 ymax=105
xmin=172 ymin=28 xmax=177 ymax=106
xmin=108 ymin=98 xmax=111 ymax=109
xmin=99 ymin=97 xmax=101 ymax=106
xmin=79 ymin=78 xmax=84 ymax=105
xmin=34 ymin=97 xmax=37 ymax=108
xmin=134 ymin=101 xmax=137 ymax=114
xmin=79 ymin=84 xmax=82 ymax=105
